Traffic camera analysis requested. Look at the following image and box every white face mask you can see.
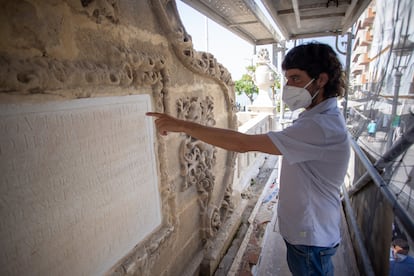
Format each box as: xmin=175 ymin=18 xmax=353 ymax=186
xmin=282 ymin=79 xmax=319 ymax=111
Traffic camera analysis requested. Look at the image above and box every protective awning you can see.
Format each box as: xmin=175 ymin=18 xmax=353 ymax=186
xmin=181 ymin=0 xmax=372 ymax=44
xmin=261 ymin=0 xmax=372 ymax=40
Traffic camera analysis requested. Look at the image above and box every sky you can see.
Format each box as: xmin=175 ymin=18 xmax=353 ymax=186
xmin=176 ymin=1 xmax=264 ymax=80
xmin=176 ymin=1 xmax=348 ymax=81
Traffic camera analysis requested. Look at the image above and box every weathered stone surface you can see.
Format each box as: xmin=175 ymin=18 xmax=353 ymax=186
xmin=0 ymin=1 xmax=239 ymax=275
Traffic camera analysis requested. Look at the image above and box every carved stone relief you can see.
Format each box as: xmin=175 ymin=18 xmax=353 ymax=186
xmin=176 ymin=96 xmax=217 ymax=243
xmin=0 ymin=50 xmax=169 ymax=112
xmin=176 ymin=95 xmax=236 ymax=244
xmin=177 ymin=96 xmax=220 ymax=242
xmin=81 ymin=0 xmax=120 ymax=24
xmin=177 ymin=95 xmax=216 ymax=188
xmin=151 ymin=0 xmax=239 ymax=248
xmin=257 ymin=48 xmax=270 ymax=64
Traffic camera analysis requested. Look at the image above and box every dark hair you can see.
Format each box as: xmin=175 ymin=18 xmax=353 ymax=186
xmin=282 ymin=42 xmax=346 ymax=98
xmin=392 ymin=238 xmax=410 ymax=251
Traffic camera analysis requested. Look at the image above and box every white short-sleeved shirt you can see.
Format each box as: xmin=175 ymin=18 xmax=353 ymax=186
xmin=267 ymin=98 xmax=350 ymax=247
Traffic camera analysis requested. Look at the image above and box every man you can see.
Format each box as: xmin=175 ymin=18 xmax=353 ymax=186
xmin=147 ymin=42 xmax=350 ymax=275
xmin=389 ymin=238 xmax=414 ymax=275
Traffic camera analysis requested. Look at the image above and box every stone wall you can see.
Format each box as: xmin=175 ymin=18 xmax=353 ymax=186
xmin=0 ymin=1 xmax=241 ymax=275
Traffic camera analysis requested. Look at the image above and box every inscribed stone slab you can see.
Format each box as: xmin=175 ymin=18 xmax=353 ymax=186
xmin=0 ymin=95 xmax=161 ymax=276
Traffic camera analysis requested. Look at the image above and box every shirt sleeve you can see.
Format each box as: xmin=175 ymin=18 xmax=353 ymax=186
xmin=267 ymin=118 xmax=326 ymax=164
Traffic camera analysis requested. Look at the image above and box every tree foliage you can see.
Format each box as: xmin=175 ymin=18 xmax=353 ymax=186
xmin=234 ymin=65 xmax=282 ymax=104
xmin=234 ymin=65 xmax=258 ymax=103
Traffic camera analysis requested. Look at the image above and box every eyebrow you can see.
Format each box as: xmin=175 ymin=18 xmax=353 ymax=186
xmin=285 ymin=74 xmax=301 ymax=79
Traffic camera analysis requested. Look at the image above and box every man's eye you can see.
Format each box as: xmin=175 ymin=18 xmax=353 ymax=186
xmin=285 ymin=76 xmax=301 ymax=84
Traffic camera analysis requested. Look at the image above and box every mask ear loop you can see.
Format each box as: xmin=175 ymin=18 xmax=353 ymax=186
xmin=303 ymin=78 xmax=315 ymax=89
xmin=307 ymin=78 xmax=319 ymax=105
xmin=311 ymin=89 xmax=320 ymax=101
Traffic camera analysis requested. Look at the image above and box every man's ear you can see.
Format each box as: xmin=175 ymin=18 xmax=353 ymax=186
xmin=317 ymin=73 xmax=329 ymax=87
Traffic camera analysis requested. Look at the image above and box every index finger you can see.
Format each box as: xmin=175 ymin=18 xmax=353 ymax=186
xmin=146 ymin=112 xmax=163 ymax=118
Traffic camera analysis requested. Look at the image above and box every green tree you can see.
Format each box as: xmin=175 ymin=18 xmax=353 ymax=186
xmin=271 ymin=71 xmax=281 ymax=90
xmin=234 ymin=65 xmax=258 ymax=103
xmin=235 ymin=65 xmax=281 ymax=104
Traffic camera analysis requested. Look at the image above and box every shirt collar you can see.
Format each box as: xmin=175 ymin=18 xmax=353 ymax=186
xmin=395 ymin=253 xmax=408 ymax=262
xmin=299 ymin=98 xmax=338 ymax=118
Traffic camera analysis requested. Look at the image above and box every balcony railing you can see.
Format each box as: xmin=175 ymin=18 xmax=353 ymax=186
xmin=343 ymin=119 xmax=414 ymax=274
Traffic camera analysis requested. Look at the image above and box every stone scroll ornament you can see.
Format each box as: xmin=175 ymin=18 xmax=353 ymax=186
xmin=177 ymin=96 xmax=223 ymax=242
xmin=177 ymin=96 xmax=216 ymax=189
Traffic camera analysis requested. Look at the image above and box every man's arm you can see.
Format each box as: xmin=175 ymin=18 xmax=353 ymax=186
xmin=146 ymin=112 xmax=281 ymax=155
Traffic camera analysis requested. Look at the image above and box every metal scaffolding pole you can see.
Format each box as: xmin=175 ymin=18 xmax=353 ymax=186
xmin=385 ymin=69 xmax=403 ymax=150
xmin=348 ymin=132 xmax=414 ymax=240
xmin=348 ymin=123 xmax=414 ymax=197
xmin=342 ymin=32 xmax=353 ymax=118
